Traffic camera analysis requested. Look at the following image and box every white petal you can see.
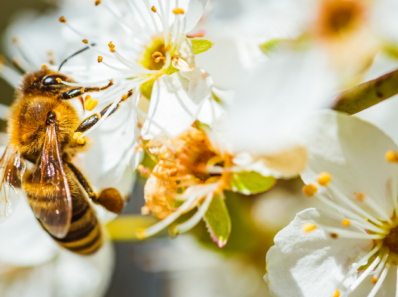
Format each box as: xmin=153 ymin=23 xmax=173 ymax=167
xmin=301 ymin=110 xmax=398 ymax=218
xmin=0 ymin=197 xmax=59 ymax=266
xmin=184 ymin=0 xmax=209 ymax=33
xmin=265 ymin=208 xmax=373 ymax=297
xmin=225 ymin=50 xmax=337 ymax=156
xmin=372 ymin=0 xmax=398 ymax=44
xmin=141 ymin=68 xmax=213 ymax=138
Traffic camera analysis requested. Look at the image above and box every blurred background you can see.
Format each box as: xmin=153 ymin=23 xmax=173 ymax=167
xmin=0 ymin=1 xmax=315 ymax=296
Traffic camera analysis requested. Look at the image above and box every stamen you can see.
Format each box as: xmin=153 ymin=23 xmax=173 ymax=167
xmin=82 ymin=39 xmax=88 ymax=44
xmin=85 ymin=96 xmax=98 ymax=111
xmin=59 ymin=16 xmax=67 ymax=23
xmin=318 ymin=225 xmax=383 ymax=239
xmin=330 ymin=233 xmax=338 ymax=239
xmin=356 ymin=192 xmax=365 ymax=201
xmin=371 ymin=276 xmax=378 ymax=284
xmin=303 ymin=184 xmax=317 ymax=197
xmin=108 ymin=41 xmax=116 ymax=53
xmin=341 ymin=219 xmax=350 ymax=227
xmin=328 ymin=184 xmax=384 ymax=226
xmin=41 ymin=64 xmax=48 ymax=69
xmin=97 ymin=56 xmax=103 ymax=63
xmin=317 ymin=172 xmax=332 ymax=186
xmin=386 ymin=150 xmax=398 ymax=163
xmin=303 ymin=223 xmax=317 ymax=233
xmin=333 ymin=290 xmax=340 ymax=297
xmin=346 ymin=254 xmax=381 ymax=293
xmin=73 ymin=132 xmax=85 ymax=144
xmin=173 ymin=8 xmax=185 ymax=15
xmin=152 ymin=51 xmax=166 ymax=63
xmin=95 ymin=0 xmax=101 ymax=5
xmin=368 ymin=261 xmax=391 ymax=297
xmin=174 ymin=190 xmax=215 ymax=234
xmin=151 ymin=6 xmax=157 ymax=12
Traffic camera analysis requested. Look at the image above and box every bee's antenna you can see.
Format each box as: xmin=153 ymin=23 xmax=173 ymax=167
xmin=58 ymin=43 xmax=96 ymax=71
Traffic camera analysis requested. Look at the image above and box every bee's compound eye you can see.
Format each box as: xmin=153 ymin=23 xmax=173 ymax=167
xmin=41 ymin=74 xmax=70 ymax=87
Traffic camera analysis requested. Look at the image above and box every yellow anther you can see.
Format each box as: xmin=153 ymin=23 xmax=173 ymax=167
xmin=82 ymin=39 xmax=88 ymax=44
xmin=341 ymin=219 xmax=350 ymax=227
xmin=121 ymin=94 xmax=128 ymax=101
xmin=77 ymin=137 xmax=85 ymax=145
xmin=73 ymin=132 xmax=83 ymax=140
xmin=173 ymin=8 xmax=185 ymax=14
xmin=151 ymin=6 xmax=157 ymax=12
xmin=41 ymin=64 xmax=48 ymax=69
xmin=303 ymin=184 xmax=317 ymax=197
xmin=371 ymin=276 xmax=378 ymax=284
xmin=98 ymin=56 xmax=103 ymax=63
xmin=303 ymin=223 xmax=317 ymax=233
xmin=152 ymin=51 xmax=165 ymax=63
xmin=356 ymin=192 xmax=365 ymax=201
xmin=95 ymin=0 xmax=101 ymax=6
xmin=333 ymin=289 xmax=340 ymax=297
xmin=317 ymin=172 xmax=332 ymax=187
xmin=59 ymin=16 xmax=67 ymax=23
xmin=85 ymin=98 xmax=98 ymax=111
xmin=330 ymin=233 xmax=338 ymax=239
xmin=386 ymin=150 xmax=398 ymax=163
xmin=56 ymin=78 xmax=62 ymax=83
xmin=136 ymin=228 xmax=146 ymax=240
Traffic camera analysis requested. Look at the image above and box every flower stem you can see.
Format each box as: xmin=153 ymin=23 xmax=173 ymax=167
xmin=333 ymin=69 xmax=398 ymax=115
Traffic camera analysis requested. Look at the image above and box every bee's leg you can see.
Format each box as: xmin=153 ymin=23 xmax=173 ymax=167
xmin=66 ymin=161 xmax=125 ymax=214
xmin=74 ymin=89 xmax=133 ymax=134
xmin=58 ymin=80 xmax=114 ymax=100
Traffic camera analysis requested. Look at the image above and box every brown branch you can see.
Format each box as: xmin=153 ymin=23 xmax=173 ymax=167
xmin=332 ymin=69 xmax=398 ymax=115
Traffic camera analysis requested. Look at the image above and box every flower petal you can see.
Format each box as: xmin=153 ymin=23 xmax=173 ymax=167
xmin=141 ymin=68 xmax=213 ymax=138
xmin=301 ymin=110 xmax=398 ymax=218
xmin=265 ymin=208 xmax=373 ymax=297
xmin=0 ymin=197 xmax=58 ymax=266
xmin=225 ymin=50 xmax=337 ymax=156
xmin=183 ymin=0 xmax=209 ymax=33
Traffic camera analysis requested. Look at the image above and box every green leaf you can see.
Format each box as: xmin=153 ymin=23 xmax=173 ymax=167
xmin=259 ymin=38 xmax=293 ymax=55
xmin=191 ymin=39 xmax=213 ymax=55
xmin=204 ymin=194 xmax=231 ymax=248
xmin=229 ymin=171 xmax=276 ymax=195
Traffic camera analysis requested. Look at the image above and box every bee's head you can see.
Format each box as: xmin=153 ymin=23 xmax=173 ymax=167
xmin=21 ymin=69 xmax=73 ymax=96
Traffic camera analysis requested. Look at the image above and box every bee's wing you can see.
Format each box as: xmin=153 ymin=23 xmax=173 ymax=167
xmin=30 ymin=123 xmax=72 ymax=238
xmin=0 ymin=145 xmax=27 ymax=223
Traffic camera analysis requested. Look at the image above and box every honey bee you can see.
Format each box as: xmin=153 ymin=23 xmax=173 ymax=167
xmin=0 ymin=64 xmax=130 ymax=255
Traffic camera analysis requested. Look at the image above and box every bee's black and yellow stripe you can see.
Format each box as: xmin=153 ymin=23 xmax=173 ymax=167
xmin=25 ymin=169 xmax=103 ymax=255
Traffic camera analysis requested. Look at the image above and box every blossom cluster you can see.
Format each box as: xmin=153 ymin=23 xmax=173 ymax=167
xmin=2 ymin=0 xmax=398 ymax=296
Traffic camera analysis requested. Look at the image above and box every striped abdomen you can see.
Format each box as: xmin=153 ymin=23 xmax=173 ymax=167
xmin=25 ymin=170 xmax=103 ymax=255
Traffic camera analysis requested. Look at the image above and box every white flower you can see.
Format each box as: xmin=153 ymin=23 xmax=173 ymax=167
xmin=265 ymin=110 xmax=398 ymax=297
xmin=52 ymin=0 xmax=214 ymax=140
xmin=224 ymin=50 xmax=338 ymax=177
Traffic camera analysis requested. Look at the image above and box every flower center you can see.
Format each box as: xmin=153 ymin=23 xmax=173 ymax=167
xmin=318 ymin=0 xmax=364 ymax=37
xmin=383 ymin=226 xmax=398 ymax=253
xmin=140 ymin=37 xmax=169 ymax=71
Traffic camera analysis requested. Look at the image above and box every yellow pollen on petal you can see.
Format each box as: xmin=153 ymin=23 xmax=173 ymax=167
xmin=82 ymin=39 xmax=88 ymax=44
xmin=59 ymin=16 xmax=67 ymax=23
xmin=151 ymin=6 xmax=157 ymax=12
xmin=386 ymin=150 xmax=398 ymax=163
xmin=333 ymin=289 xmax=340 ymax=297
xmin=77 ymin=137 xmax=85 ymax=145
xmin=303 ymin=223 xmax=317 ymax=233
xmin=85 ymin=98 xmax=98 ymax=111
xmin=303 ymin=184 xmax=317 ymax=197
xmin=173 ymin=8 xmax=185 ymax=15
xmin=341 ymin=219 xmax=350 ymax=227
xmin=356 ymin=192 xmax=365 ymax=201
xmin=97 ymin=56 xmax=103 ymax=63
xmin=73 ymin=132 xmax=82 ymax=140
xmin=371 ymin=276 xmax=378 ymax=284
xmin=318 ymin=172 xmax=332 ymax=186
